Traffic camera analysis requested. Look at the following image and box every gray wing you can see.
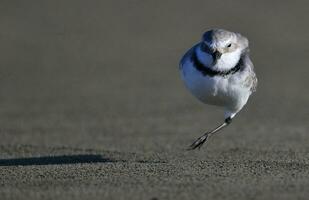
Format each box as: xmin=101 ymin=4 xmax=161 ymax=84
xmin=241 ymin=50 xmax=258 ymax=92
xmin=249 ymin=69 xmax=258 ymax=92
xmin=179 ymin=43 xmax=199 ymax=70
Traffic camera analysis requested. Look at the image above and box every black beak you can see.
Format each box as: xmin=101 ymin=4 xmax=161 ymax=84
xmin=212 ymin=50 xmax=222 ymax=61
xmin=200 ymin=43 xmax=222 ymax=65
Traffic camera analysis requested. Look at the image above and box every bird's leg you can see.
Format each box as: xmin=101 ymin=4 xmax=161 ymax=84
xmin=188 ymin=117 xmax=232 ymax=150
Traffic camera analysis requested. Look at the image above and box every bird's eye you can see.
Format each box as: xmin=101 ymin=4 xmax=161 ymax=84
xmin=227 ymin=43 xmax=232 ymax=48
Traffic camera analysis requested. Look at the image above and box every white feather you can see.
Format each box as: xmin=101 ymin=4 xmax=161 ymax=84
xmin=180 ymin=48 xmax=252 ymax=119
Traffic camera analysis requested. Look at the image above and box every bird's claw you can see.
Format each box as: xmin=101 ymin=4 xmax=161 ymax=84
xmin=187 ymin=133 xmax=210 ymax=150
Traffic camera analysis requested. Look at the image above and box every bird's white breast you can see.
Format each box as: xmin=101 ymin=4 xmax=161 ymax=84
xmin=181 ymin=57 xmax=251 ymax=114
xmin=196 ymin=47 xmax=241 ymax=71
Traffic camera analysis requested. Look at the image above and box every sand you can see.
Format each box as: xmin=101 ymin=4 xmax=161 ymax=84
xmin=0 ymin=0 xmax=308 ymax=199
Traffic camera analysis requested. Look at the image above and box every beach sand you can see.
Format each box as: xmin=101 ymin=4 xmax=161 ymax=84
xmin=0 ymin=1 xmax=308 ymax=199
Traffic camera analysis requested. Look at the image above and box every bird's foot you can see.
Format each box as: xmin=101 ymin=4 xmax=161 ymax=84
xmin=187 ymin=133 xmax=210 ymax=150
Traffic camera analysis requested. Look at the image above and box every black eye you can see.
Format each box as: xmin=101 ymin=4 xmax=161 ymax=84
xmin=227 ymin=43 xmax=232 ymax=48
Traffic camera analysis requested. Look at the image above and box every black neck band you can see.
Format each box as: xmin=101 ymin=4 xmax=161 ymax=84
xmin=191 ymin=50 xmax=242 ymax=77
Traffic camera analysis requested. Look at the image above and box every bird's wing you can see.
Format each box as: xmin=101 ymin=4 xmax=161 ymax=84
xmin=241 ymin=50 xmax=258 ymax=92
xmin=179 ymin=43 xmax=199 ymax=70
xmin=248 ymin=70 xmax=258 ymax=92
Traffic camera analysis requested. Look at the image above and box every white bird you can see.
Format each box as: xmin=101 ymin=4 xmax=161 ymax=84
xmin=179 ymin=29 xmax=257 ymax=150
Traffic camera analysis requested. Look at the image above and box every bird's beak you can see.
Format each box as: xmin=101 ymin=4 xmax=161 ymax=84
xmin=213 ymin=50 xmax=222 ymax=60
xmin=212 ymin=50 xmax=222 ymax=65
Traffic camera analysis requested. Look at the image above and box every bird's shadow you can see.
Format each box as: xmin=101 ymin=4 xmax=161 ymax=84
xmin=0 ymin=154 xmax=115 ymax=166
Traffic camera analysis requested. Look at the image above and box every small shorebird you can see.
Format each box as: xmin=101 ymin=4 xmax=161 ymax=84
xmin=179 ymin=29 xmax=257 ymax=150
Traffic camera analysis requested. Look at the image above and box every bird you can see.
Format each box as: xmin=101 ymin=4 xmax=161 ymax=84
xmin=179 ymin=29 xmax=257 ymax=150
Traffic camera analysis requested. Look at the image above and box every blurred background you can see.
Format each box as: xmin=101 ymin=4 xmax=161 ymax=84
xmin=0 ymin=0 xmax=308 ymax=199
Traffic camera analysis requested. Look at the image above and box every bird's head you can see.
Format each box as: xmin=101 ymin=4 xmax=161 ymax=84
xmin=197 ymin=29 xmax=249 ymax=71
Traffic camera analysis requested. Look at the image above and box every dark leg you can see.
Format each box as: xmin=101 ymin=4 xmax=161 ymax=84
xmin=188 ymin=117 xmax=232 ymax=150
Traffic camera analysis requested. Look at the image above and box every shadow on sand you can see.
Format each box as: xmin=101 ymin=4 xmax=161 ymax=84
xmin=0 ymin=154 xmax=115 ymax=166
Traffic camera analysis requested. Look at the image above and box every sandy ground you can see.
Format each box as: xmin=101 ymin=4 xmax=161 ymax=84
xmin=0 ymin=1 xmax=309 ymax=199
